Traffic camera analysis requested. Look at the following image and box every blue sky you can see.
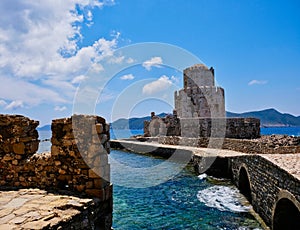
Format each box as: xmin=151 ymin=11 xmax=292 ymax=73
xmin=0 ymin=0 xmax=299 ymax=125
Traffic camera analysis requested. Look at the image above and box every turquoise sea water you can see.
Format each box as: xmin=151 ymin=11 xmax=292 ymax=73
xmin=111 ymin=150 xmax=262 ymax=229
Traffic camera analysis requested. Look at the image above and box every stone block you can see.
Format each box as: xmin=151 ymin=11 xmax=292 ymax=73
xmin=85 ymin=189 xmax=104 ymax=199
xmin=86 ymin=181 xmax=94 ymax=189
xmin=95 ymin=123 xmax=103 ymax=134
xmin=88 ymin=169 xmax=100 ymax=179
xmin=13 ymin=142 xmax=25 ymax=155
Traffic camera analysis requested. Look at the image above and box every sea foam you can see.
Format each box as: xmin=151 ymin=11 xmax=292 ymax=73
xmin=197 ymin=185 xmax=250 ymax=213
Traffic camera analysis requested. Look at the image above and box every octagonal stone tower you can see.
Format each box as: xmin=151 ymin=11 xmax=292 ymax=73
xmin=175 ymin=64 xmax=225 ymax=118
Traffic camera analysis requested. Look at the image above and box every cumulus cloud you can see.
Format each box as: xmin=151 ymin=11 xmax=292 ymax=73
xmin=72 ymin=75 xmax=88 ymax=84
xmin=5 ymin=100 xmax=24 ymax=110
xmin=0 ymin=76 xmax=66 ymax=106
xmin=54 ymin=106 xmax=67 ymax=112
xmin=143 ymin=75 xmax=173 ymax=95
xmin=0 ymin=0 xmax=116 ymax=108
xmin=142 ymin=57 xmax=163 ymax=71
xmin=248 ymin=80 xmax=268 ymax=86
xmin=120 ymin=74 xmax=134 ymax=80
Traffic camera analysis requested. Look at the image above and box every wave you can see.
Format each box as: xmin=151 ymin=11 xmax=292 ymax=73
xmin=197 ymin=173 xmax=207 ymax=180
xmin=197 ymin=185 xmax=251 ymax=213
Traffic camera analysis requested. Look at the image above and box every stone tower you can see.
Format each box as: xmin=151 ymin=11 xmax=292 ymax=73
xmin=175 ymin=64 xmax=225 ymax=118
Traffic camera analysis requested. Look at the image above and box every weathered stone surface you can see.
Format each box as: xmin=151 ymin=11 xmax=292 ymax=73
xmin=0 ymin=188 xmax=110 ymax=229
xmin=175 ymin=64 xmax=225 ymax=118
xmin=0 ymin=114 xmax=113 ymax=229
xmin=158 ymin=135 xmax=300 ymax=154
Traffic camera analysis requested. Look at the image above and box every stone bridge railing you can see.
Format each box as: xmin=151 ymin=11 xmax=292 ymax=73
xmin=231 ymin=155 xmax=300 ymax=230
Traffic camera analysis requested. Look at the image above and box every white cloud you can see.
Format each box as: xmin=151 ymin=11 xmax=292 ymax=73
xmin=248 ymin=80 xmax=268 ymax=86
xmin=72 ymin=75 xmax=88 ymax=84
xmin=142 ymin=57 xmax=163 ymax=71
xmin=0 ymin=100 xmax=7 ymax=106
xmin=54 ymin=106 xmax=67 ymax=112
xmin=0 ymin=76 xmax=66 ymax=106
xmin=0 ymin=0 xmax=116 ymax=108
xmin=120 ymin=74 xmax=134 ymax=80
xmin=5 ymin=100 xmax=24 ymax=110
xmin=143 ymin=75 xmax=172 ymax=95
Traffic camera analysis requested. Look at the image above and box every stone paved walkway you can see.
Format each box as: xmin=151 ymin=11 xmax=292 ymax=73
xmin=0 ymin=188 xmax=97 ymax=229
xmin=110 ymin=139 xmax=246 ymax=157
xmin=260 ymin=153 xmax=300 ymax=181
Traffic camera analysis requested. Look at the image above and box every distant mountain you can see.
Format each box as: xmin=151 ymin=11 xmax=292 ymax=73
xmin=37 ymin=124 xmax=51 ymax=131
xmin=226 ymin=108 xmax=300 ymax=127
xmin=37 ymin=109 xmax=300 ymax=131
xmin=111 ymin=113 xmax=168 ymax=130
xmin=111 ymin=109 xmax=300 ymax=129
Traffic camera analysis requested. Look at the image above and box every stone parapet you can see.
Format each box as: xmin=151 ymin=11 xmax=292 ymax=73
xmin=145 ymin=117 xmax=260 ymax=139
xmin=51 ymin=115 xmax=111 ymax=198
xmin=158 ymin=135 xmax=300 ymax=154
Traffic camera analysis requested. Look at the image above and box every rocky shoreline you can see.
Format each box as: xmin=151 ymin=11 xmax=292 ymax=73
xmin=252 ymin=135 xmax=300 ymax=147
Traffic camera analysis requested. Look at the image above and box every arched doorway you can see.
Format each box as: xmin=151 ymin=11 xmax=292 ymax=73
xmin=238 ymin=167 xmax=252 ymax=203
xmin=273 ymin=198 xmax=300 ymax=230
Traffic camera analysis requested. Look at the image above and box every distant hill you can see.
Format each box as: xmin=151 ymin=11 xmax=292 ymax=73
xmin=112 ymin=109 xmax=300 ymax=129
xmin=111 ymin=113 xmax=168 ymax=130
xmin=226 ymin=108 xmax=300 ymax=127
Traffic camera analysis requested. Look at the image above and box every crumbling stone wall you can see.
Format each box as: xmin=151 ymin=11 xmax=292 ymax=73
xmin=144 ymin=111 xmax=181 ymax=137
xmin=51 ymin=115 xmax=111 ymax=199
xmin=0 ymin=115 xmax=39 ymax=187
xmin=0 ymin=114 xmax=112 ymax=227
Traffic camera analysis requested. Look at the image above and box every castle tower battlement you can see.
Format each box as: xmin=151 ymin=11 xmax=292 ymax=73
xmin=175 ymin=64 xmax=225 ymax=118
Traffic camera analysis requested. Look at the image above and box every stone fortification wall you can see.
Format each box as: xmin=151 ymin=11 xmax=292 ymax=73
xmin=145 ymin=117 xmax=260 ymax=139
xmin=175 ymin=86 xmax=225 ymax=118
xmin=181 ymin=117 xmax=260 ymax=139
xmin=0 ymin=114 xmax=112 ymax=227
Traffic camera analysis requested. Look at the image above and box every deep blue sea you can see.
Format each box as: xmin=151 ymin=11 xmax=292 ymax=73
xmin=37 ymin=127 xmax=300 ymax=229
xmin=260 ymin=126 xmax=300 ymax=136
